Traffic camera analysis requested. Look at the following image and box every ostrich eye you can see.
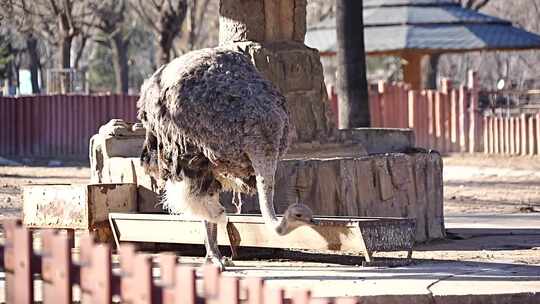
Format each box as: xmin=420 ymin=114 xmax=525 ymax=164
xmin=294 ymin=213 xmax=302 ymax=218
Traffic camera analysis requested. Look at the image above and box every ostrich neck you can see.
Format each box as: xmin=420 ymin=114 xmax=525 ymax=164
xmin=255 ymin=172 xmax=285 ymax=234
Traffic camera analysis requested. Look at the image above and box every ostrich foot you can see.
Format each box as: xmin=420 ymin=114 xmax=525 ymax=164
xmin=204 ymin=255 xmax=234 ymax=270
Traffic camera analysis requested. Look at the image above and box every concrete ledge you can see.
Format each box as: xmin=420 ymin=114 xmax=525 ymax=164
xmin=338 ymin=128 xmax=415 ymax=155
xmin=225 ymin=259 xmax=540 ymax=303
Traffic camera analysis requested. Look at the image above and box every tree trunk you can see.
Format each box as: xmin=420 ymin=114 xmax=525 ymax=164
xmin=335 ymin=0 xmax=370 ymax=128
xmin=73 ymin=36 xmax=88 ymax=70
xmin=59 ymin=35 xmax=73 ymax=93
xmin=157 ymin=32 xmax=173 ymax=66
xmin=6 ymin=61 xmax=15 ymax=95
xmin=111 ymin=33 xmax=129 ymax=94
xmin=421 ymin=54 xmax=440 ymax=89
xmin=26 ymin=35 xmax=40 ymax=94
xmin=60 ymin=35 xmax=73 ymax=69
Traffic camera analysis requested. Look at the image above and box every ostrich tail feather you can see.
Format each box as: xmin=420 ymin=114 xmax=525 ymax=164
xmin=163 ymin=180 xmax=226 ymax=223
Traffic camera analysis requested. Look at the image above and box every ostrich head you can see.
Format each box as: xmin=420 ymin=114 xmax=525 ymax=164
xmin=275 ymin=203 xmax=315 ymax=235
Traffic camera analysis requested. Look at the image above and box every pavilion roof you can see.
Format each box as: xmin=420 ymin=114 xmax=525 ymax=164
xmin=305 ymin=0 xmax=540 ymax=55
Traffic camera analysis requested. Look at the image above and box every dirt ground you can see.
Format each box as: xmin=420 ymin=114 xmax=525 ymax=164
xmin=1 ymin=154 xmax=539 ymax=218
xmin=0 ymin=164 xmax=89 ymax=220
xmin=443 ymin=154 xmax=540 ymax=215
xmin=0 ymin=154 xmax=539 ymax=266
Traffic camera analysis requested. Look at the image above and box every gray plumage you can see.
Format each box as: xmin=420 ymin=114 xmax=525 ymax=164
xmin=138 ymin=47 xmax=289 ymax=197
xmin=137 ymin=47 xmax=314 ymax=268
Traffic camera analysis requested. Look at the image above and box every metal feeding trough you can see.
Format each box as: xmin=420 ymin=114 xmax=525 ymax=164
xmin=109 ymin=213 xmax=415 ymax=264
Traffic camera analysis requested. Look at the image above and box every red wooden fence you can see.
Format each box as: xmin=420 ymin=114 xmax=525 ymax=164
xmin=482 ymin=113 xmax=540 ymax=156
xmin=2 ymin=76 xmax=539 ymax=159
xmin=328 ymin=72 xmax=540 ymax=156
xmin=0 ymin=95 xmax=138 ymax=159
xmin=0 ymin=220 xmax=359 ymax=304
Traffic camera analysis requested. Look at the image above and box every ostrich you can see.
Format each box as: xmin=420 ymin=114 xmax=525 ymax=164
xmin=137 ymin=47 xmax=315 ymax=268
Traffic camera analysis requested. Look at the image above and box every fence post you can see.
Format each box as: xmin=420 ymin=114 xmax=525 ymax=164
xmin=521 ymin=114 xmax=528 ymax=156
xmin=450 ymin=89 xmax=459 ymax=152
xmin=408 ymin=90 xmax=419 ymax=147
xmin=459 ymin=86 xmax=469 ymax=152
xmin=468 ymin=71 xmax=480 ymax=153
xmin=536 ymin=114 xmax=540 ymax=155
xmin=483 ymin=116 xmax=488 ymax=154
xmin=219 ymin=276 xmax=240 ymax=304
xmin=42 ymin=229 xmax=55 ymax=303
xmin=419 ymin=91 xmax=428 ymax=148
xmin=504 ymin=117 xmax=510 ymax=154
xmin=204 ymin=264 xmax=222 ymax=304
xmin=378 ymin=81 xmax=387 ymax=127
xmin=174 ymin=266 xmax=196 ymax=304
xmin=509 ymin=117 xmax=515 ymax=155
xmin=14 ymin=225 xmax=34 ymax=304
xmin=499 ymin=117 xmax=505 ymax=154
xmin=91 ymin=244 xmax=113 ymax=303
xmin=427 ymin=90 xmax=435 ymax=149
xmin=3 ymin=219 xmax=20 ymax=304
xmin=369 ymin=90 xmax=379 ymax=128
xmin=79 ymin=235 xmax=112 ymax=304
xmin=529 ymin=115 xmax=536 ymax=156
xmin=133 ymin=254 xmax=154 ymax=304
xmin=159 ymin=253 xmax=178 ymax=304
xmin=494 ymin=116 xmax=499 ymax=154
xmin=119 ymin=244 xmax=137 ymax=303
xmin=43 ymin=230 xmax=73 ymax=304
xmin=434 ymin=91 xmax=444 ymax=152
xmin=79 ymin=234 xmax=93 ymax=303
xmin=441 ymin=79 xmax=452 ymax=152
xmin=246 ymin=277 xmax=265 ymax=304
xmin=515 ymin=116 xmax=521 ymax=155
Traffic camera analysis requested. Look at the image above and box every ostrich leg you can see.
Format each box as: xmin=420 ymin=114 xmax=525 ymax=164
xmin=203 ymin=220 xmax=235 ymax=270
xmin=203 ymin=220 xmax=230 ymax=270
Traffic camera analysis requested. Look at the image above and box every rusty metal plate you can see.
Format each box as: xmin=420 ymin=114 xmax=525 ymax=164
xmin=23 ymin=183 xmax=137 ymax=229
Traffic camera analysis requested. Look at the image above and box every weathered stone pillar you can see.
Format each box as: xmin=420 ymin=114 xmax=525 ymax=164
xmin=218 ymin=0 xmax=336 ymax=145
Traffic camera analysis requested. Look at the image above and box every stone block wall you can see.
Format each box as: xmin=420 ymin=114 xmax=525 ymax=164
xmin=272 ymin=153 xmax=445 ymax=242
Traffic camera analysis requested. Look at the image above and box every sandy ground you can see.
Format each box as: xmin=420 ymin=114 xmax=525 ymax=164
xmin=0 ymin=164 xmax=89 ymax=220
xmin=2 ymin=154 xmax=539 ymax=218
xmin=443 ymin=154 xmax=540 ymax=215
xmin=0 ymin=154 xmax=539 ymax=266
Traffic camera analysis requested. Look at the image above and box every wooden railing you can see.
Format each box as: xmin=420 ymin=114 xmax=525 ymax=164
xmin=328 ymin=72 xmax=540 ymax=156
xmin=0 ymin=220 xmax=358 ymax=304
xmin=2 ymin=72 xmax=539 ymax=159
xmin=483 ymin=113 xmax=540 ymax=156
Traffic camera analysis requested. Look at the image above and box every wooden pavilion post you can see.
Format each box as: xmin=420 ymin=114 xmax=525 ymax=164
xmin=402 ymin=53 xmax=423 ymax=91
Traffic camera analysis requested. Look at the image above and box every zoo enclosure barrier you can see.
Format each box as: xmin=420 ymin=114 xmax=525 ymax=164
xmin=0 ymin=220 xmax=358 ymax=304
xmin=0 ymin=94 xmax=138 ymax=159
xmin=328 ymin=71 xmax=540 ymax=156
xmin=2 ymin=72 xmax=540 ymax=159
